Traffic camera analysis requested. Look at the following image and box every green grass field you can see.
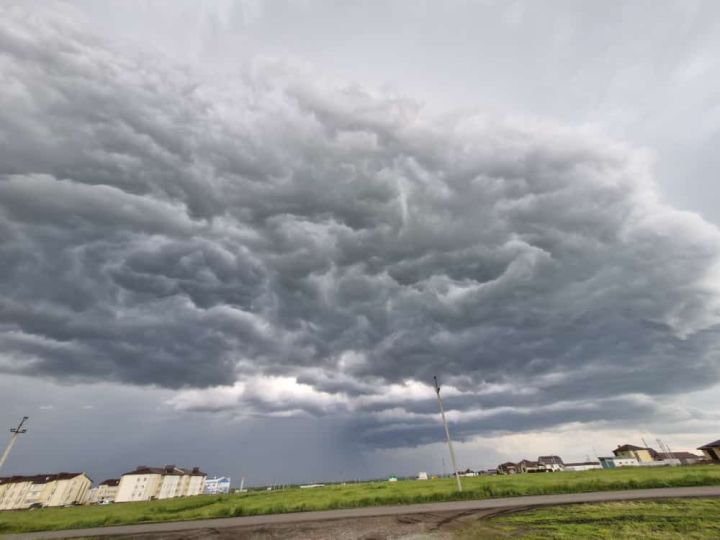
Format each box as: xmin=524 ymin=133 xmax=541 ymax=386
xmin=0 ymin=465 xmax=719 ymax=534
xmin=457 ymin=498 xmax=720 ymax=539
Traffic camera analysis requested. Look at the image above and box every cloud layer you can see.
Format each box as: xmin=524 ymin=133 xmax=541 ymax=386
xmin=1 ymin=6 xmax=720 ymax=447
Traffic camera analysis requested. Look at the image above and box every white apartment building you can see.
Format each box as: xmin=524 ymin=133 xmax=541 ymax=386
xmin=115 ymin=465 xmax=206 ymax=502
xmin=84 ymin=478 xmax=120 ymax=504
xmin=0 ymin=473 xmax=92 ymax=510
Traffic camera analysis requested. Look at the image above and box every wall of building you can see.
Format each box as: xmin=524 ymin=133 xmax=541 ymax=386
xmin=45 ymin=476 xmax=92 ymax=507
xmin=0 ymin=475 xmax=90 ymax=510
xmin=85 ymin=483 xmax=119 ymax=504
xmin=116 ymin=473 xmax=163 ymax=502
xmin=116 ymin=472 xmax=206 ymax=502
xmin=185 ymin=475 xmax=205 ymax=496
xmin=0 ymin=481 xmax=32 ymax=510
xmin=564 ymin=463 xmax=601 ymax=472
xmin=600 ymin=457 xmax=639 ymax=469
xmin=157 ymin=475 xmax=181 ymax=500
xmin=616 ymin=449 xmax=653 ymax=463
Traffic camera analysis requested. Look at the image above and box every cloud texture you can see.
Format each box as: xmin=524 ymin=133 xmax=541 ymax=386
xmin=1 ymin=6 xmax=719 ymax=447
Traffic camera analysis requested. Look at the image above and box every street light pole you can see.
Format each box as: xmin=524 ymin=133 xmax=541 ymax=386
xmin=0 ymin=416 xmax=29 ymax=475
xmin=433 ymin=376 xmax=462 ymax=492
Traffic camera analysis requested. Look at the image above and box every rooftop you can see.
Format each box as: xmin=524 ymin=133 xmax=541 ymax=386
xmin=698 ymin=439 xmax=720 ymax=449
xmin=538 ymin=455 xmax=564 ymax=464
xmin=0 ymin=472 xmax=87 ymax=485
xmin=100 ymin=478 xmax=120 ymax=486
xmin=665 ymin=452 xmax=701 ymax=460
xmin=123 ymin=465 xmax=206 ymax=477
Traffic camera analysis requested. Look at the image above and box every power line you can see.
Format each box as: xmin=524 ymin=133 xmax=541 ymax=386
xmin=433 ymin=376 xmax=462 ymax=492
xmin=0 ymin=416 xmax=29 ymax=475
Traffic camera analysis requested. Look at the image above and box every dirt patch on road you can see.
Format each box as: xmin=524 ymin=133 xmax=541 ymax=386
xmin=90 ymin=508 xmax=518 ymax=540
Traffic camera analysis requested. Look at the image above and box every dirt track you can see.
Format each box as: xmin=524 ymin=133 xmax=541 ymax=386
xmin=96 ymin=508 xmax=511 ymax=539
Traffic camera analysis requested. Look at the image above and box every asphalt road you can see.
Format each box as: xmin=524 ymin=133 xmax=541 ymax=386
xmin=6 ymin=485 xmax=720 ymax=539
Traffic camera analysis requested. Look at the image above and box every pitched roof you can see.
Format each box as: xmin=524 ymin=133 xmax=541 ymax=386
xmin=614 ymin=444 xmax=646 ymax=452
xmin=0 ymin=472 xmax=87 ymax=485
xmin=123 ymin=465 xmax=206 ymax=477
xmin=538 ymin=455 xmax=564 ymax=464
xmin=665 ymin=452 xmax=701 ymax=460
xmin=698 ymin=440 xmax=720 ymax=449
xmin=100 ymin=478 xmax=120 ymax=486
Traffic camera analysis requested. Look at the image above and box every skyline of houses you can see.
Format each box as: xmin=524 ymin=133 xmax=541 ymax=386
xmin=493 ymin=440 xmax=715 ymax=475
xmin=0 ymin=438 xmax=717 ymax=510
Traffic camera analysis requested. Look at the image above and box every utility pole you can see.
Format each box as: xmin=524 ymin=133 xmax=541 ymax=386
xmin=433 ymin=376 xmax=462 ymax=492
xmin=0 ymin=416 xmax=29 ymax=475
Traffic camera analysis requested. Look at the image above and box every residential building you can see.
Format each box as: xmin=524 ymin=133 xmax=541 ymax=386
xmin=538 ymin=456 xmax=564 ymax=471
xmin=115 ymin=465 xmax=206 ymax=503
xmin=498 ymin=456 xmax=566 ymax=474
xmin=517 ymin=460 xmax=543 ymax=473
xmin=85 ymin=479 xmax=120 ymax=504
xmin=698 ymin=440 xmax=720 ymax=463
xmin=563 ymin=462 xmax=602 ymax=472
xmin=662 ymin=452 xmax=702 ymax=465
xmin=599 ymin=456 xmax=639 ymax=469
xmin=0 ymin=473 xmax=91 ymax=510
xmin=612 ymin=444 xmax=657 ymax=463
xmin=497 ymin=462 xmax=517 ymax=475
xmin=204 ymin=476 xmax=231 ymax=495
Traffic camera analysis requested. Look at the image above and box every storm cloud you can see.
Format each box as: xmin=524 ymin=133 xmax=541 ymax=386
xmin=1 ymin=5 xmax=720 ymax=448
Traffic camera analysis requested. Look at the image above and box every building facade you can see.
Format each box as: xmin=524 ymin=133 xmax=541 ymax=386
xmin=84 ymin=479 xmax=120 ymax=504
xmin=0 ymin=473 xmax=91 ymax=510
xmin=563 ymin=462 xmax=602 ymax=472
xmin=497 ymin=462 xmax=517 ymax=475
xmin=115 ymin=466 xmax=206 ymax=502
xmin=204 ymin=476 xmax=231 ymax=495
xmin=538 ymin=456 xmax=564 ymax=471
xmin=612 ymin=444 xmax=656 ymax=463
xmin=599 ymin=456 xmax=639 ymax=468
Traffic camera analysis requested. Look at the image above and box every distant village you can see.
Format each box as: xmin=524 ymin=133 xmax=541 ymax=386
xmin=1 ymin=439 xmax=718 ymax=511
xmin=478 ymin=440 xmax=717 ymax=477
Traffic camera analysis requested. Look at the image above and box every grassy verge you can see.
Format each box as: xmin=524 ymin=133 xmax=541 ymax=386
xmin=456 ymin=498 xmax=720 ymax=539
xmin=0 ymin=465 xmax=718 ymax=534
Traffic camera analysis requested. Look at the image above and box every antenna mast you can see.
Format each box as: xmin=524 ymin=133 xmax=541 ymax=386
xmin=0 ymin=416 xmax=29 ymax=474
xmin=433 ymin=376 xmax=462 ymax=492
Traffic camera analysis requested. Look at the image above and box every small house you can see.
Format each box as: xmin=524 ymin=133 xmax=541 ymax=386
xmin=698 ymin=440 xmax=720 ymax=462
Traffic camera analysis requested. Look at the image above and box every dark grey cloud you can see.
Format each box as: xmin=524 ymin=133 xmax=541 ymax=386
xmin=1 ymin=6 xmax=720 ymax=448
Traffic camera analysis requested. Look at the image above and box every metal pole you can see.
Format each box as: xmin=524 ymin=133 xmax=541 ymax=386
xmin=433 ymin=377 xmax=462 ymax=492
xmin=0 ymin=416 xmax=29 ymax=475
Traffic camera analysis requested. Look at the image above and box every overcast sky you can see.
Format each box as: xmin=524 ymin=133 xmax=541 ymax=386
xmin=1 ymin=0 xmax=719 ymax=486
